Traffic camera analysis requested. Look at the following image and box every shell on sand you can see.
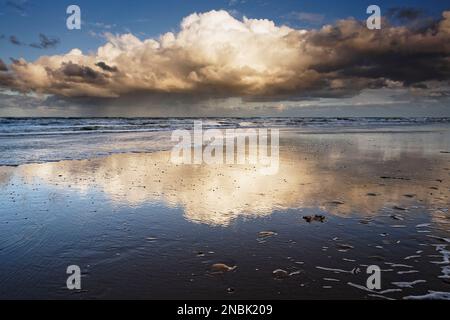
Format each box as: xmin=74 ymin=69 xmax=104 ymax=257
xmin=211 ymin=263 xmax=237 ymax=272
xmin=272 ymin=269 xmax=289 ymax=279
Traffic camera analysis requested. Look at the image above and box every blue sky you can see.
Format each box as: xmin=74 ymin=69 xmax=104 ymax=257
xmin=0 ymin=0 xmax=448 ymax=62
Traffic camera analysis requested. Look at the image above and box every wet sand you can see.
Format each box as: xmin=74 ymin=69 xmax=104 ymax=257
xmin=1 ymin=127 xmax=450 ymax=299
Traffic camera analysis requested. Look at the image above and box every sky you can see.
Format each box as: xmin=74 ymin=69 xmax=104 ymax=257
xmin=0 ymin=0 xmax=449 ymax=117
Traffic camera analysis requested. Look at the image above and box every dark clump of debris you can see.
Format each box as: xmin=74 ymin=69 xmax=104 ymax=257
xmin=303 ymin=214 xmax=326 ymax=223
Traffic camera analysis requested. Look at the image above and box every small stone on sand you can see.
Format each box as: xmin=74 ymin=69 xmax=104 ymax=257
xmin=303 ymin=214 xmax=326 ymax=223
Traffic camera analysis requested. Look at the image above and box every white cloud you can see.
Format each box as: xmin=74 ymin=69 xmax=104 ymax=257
xmin=0 ymin=10 xmax=449 ymax=102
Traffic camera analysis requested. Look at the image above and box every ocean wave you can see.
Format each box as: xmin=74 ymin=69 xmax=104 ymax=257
xmin=0 ymin=117 xmax=449 ymax=136
xmin=1 ymin=117 xmax=449 ymax=166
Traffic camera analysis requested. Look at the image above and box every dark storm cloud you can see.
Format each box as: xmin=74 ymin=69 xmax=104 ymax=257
xmin=411 ymin=83 xmax=428 ymax=89
xmin=95 ymin=62 xmax=118 ymax=73
xmin=60 ymin=62 xmax=106 ymax=84
xmin=29 ymin=34 xmax=60 ymax=49
xmin=9 ymin=57 xmax=22 ymax=64
xmin=321 ymin=50 xmax=449 ymax=85
xmin=303 ymin=14 xmax=450 ymax=88
xmin=5 ymin=0 xmax=28 ymax=15
xmin=0 ymin=73 xmax=14 ymax=86
xmin=386 ymin=7 xmax=440 ymax=33
xmin=0 ymin=59 xmax=7 ymax=71
xmin=387 ymin=7 xmax=424 ymax=22
xmin=9 ymin=35 xmax=22 ymax=45
xmin=9 ymin=34 xmax=60 ymax=49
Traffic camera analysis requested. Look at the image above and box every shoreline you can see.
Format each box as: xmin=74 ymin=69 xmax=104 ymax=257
xmin=1 ymin=123 xmax=449 ymax=167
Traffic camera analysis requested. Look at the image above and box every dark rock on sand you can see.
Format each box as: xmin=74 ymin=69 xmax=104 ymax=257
xmin=303 ymin=214 xmax=326 ymax=223
xmin=380 ymin=176 xmax=411 ymax=181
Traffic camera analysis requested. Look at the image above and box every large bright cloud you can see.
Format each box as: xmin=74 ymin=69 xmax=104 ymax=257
xmin=0 ymin=10 xmax=449 ymax=100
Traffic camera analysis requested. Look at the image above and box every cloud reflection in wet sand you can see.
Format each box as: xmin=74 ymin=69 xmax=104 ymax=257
xmin=5 ymin=131 xmax=450 ymax=226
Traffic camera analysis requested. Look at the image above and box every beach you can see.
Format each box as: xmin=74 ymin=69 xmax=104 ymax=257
xmin=0 ymin=118 xmax=450 ymax=299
